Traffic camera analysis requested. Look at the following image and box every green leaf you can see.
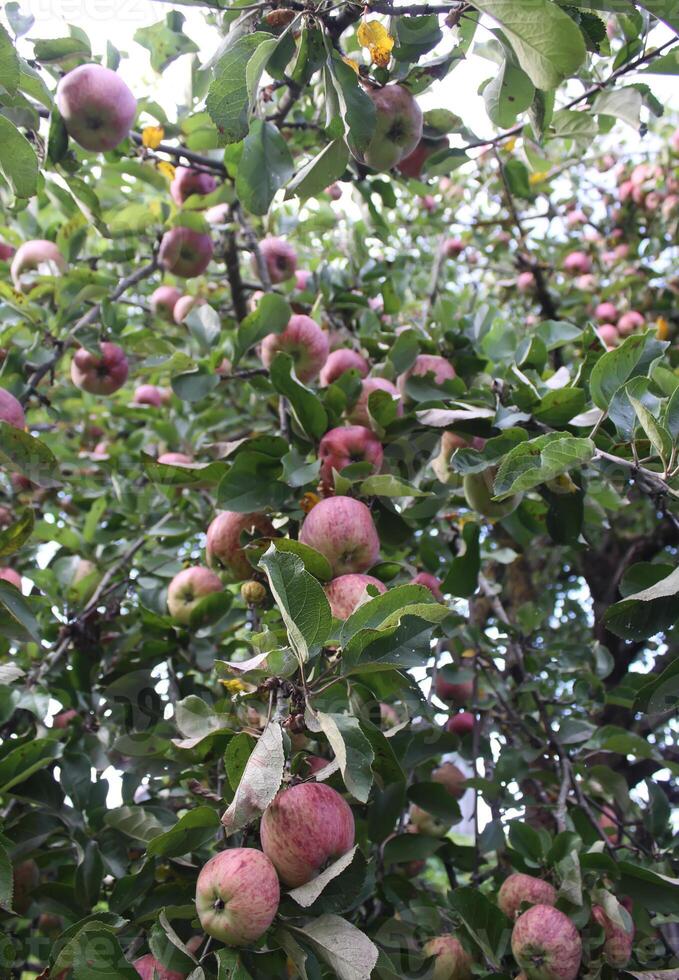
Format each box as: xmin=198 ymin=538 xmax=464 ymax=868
xmin=5 ymin=4 xmax=35 ymax=40
xmin=590 ymin=332 xmax=667 ymax=411
xmin=206 ymin=33 xmax=275 ymax=145
xmin=617 ymin=862 xmax=679 ymax=915
xmin=0 ymin=24 xmax=20 ymax=94
xmin=286 ymin=140 xmax=349 ymax=202
xmin=326 ymin=50 xmax=377 ymax=154
xmin=494 ymin=434 xmax=594 ymax=498
xmin=221 ymin=721 xmax=284 ymax=834
xmin=171 ymin=370 xmax=220 ymax=403
xmin=442 ymin=522 xmax=481 ymax=598
xmin=628 ymin=395 xmax=672 ymax=462
xmin=271 ymin=538 xmax=333 ymax=582
xmin=306 ymin=710 xmax=374 ymax=803
xmin=407 ymin=782 xmax=461 ymax=822
xmin=0 ymin=839 xmax=12 ymax=911
xmin=146 ymin=807 xmax=221 ymax=858
xmin=0 ymin=116 xmax=38 ymax=201
xmin=604 ymin=565 xmax=679 ymax=640
xmin=259 ymin=546 xmax=332 ymax=662
xmin=217 ymin=451 xmax=289 ymax=512
xmin=449 ymin=886 xmax=510 ymax=967
xmin=0 ymin=580 xmax=39 ymax=642
xmin=269 ymin=352 xmax=328 ymax=441
xmin=340 ymin=584 xmax=442 ymax=646
xmin=484 ymin=43 xmax=535 ymax=127
xmin=358 ymin=474 xmax=430 ymax=498
xmin=592 ymin=86 xmax=643 ymax=129
xmin=134 ymin=13 xmax=199 ymax=73
xmin=0 ymin=738 xmax=63 ymax=793
xmin=534 ymin=387 xmax=586 ymax=426
xmin=0 ymin=423 xmax=60 ymax=488
xmin=0 ymin=508 xmax=34 ymax=558
xmin=293 ymin=914 xmax=379 ymax=980
xmin=32 ymin=36 xmax=90 ymax=63
xmin=235 ymin=120 xmax=294 ymax=215
xmin=215 ymin=949 xmax=254 ymax=980
xmin=234 ymin=291 xmax=292 ymax=363
xmin=149 ymin=911 xmax=198 ymax=976
xmin=472 ymin=0 xmax=586 ymax=89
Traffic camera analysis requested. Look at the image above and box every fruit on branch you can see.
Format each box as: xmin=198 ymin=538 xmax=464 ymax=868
xmin=157 ymin=452 xmax=193 ymax=465
xmin=397 ymin=136 xmax=448 ymax=179
xmin=195 ymin=848 xmax=280 ymax=945
xmin=592 ymin=905 xmax=633 ymax=967
xmin=294 ymin=269 xmax=311 ymax=291
xmin=56 ymin=63 xmax=137 ymax=152
xmin=380 ymin=703 xmax=399 ymax=728
xmin=0 ymin=241 xmax=15 ymax=261
xmin=133 ymin=955 xmax=187 ymax=980
xmin=433 ymin=761 xmax=466 ymax=800
xmin=346 ymin=377 xmax=403 ymax=429
xmin=411 ymin=572 xmax=443 ymax=601
xmin=324 ymin=573 xmax=386 ymax=619
xmin=206 ymin=511 xmax=276 ymax=580
xmin=431 ymin=431 xmax=482 ymax=486
xmin=305 ymin=754 xmax=331 ymax=776
xmin=10 ymin=240 xmax=67 ymax=289
xmin=170 ymin=167 xmax=218 ymax=206
xmin=255 ymin=236 xmax=297 ymax=284
xmin=240 ymin=580 xmax=267 ymax=606
xmin=463 ymin=468 xmax=522 ymax=519
xmin=12 ymin=859 xmax=39 ymax=914
xmin=598 ymin=324 xmax=618 ymax=348
xmin=159 ymin=227 xmax=214 ymax=278
xmin=563 ymin=251 xmax=592 ymax=275
xmin=150 ymin=286 xmax=182 ymax=321
xmin=260 ymin=314 xmax=329 ymax=382
xmin=0 ymin=389 xmax=25 ymax=429
xmin=594 ymin=302 xmax=618 ymax=324
xmin=205 ymin=202 xmax=230 ymax=224
xmin=617 ymin=310 xmax=645 ymax=336
xmin=174 ymin=295 xmax=205 ymax=324
xmin=435 ymin=675 xmax=473 ymax=706
xmin=511 ymin=905 xmax=582 ymax=980
xmin=166 ymin=566 xmax=223 ymax=624
xmin=446 ymin=711 xmax=474 ymax=736
xmin=133 ymin=385 xmax=168 ymax=407
xmin=409 ymin=804 xmax=448 ymax=838
xmin=517 ymin=271 xmax=535 ymax=293
xmin=299 ymin=496 xmax=380 ymax=576
xmin=319 ymin=349 xmax=370 ymax=387
xmin=423 ymin=936 xmax=473 ymax=980
xmin=53 ymin=708 xmax=79 ymax=729
xmin=353 ymin=84 xmax=423 ymax=172
xmin=260 ymin=782 xmax=355 ymax=887
xmin=498 ymin=873 xmax=557 ymax=920
xmin=71 ymin=342 xmax=129 ymax=396
xmin=0 ymin=567 xmax=22 ymax=589
xmin=326 ymin=183 xmax=342 ymax=200
xmin=397 ymin=354 xmax=456 ymax=397
xmin=443 ymin=238 xmax=465 ymax=259
xmin=318 ymin=425 xmax=384 ymax=491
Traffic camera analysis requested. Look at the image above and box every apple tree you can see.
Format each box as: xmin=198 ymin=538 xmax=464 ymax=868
xmin=0 ymin=1 xmax=678 ymax=978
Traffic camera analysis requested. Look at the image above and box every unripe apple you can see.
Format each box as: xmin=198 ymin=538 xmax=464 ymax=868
xmin=13 ymin=859 xmax=39 ymax=914
xmin=433 ymin=761 xmax=466 ymax=800
xmin=411 ymin=572 xmax=443 ymax=601
xmin=443 ymin=238 xmax=465 ymax=258
xmin=240 ymin=579 xmax=267 ymax=606
xmin=0 ymin=388 xmax=25 ymax=429
xmin=195 ymin=848 xmax=280 ymax=945
xmin=255 ymin=236 xmax=297 ymax=284
xmin=325 ymin=573 xmax=386 ymax=619
xmin=260 ymin=782 xmax=355 ymax=887
xmin=167 ymin=566 xmax=223 ymax=624
xmin=56 ymin=63 xmax=136 ymax=152
xmin=174 ymin=294 xmax=205 ymax=324
xmin=299 ymin=496 xmax=380 ymax=576
xmin=517 ymin=271 xmax=535 ymax=293
xmin=353 ymin=84 xmax=423 ymax=172
xmin=170 ymin=167 xmax=217 ymax=206
xmin=598 ymin=324 xmax=618 ymax=348
xmin=0 ymin=241 xmax=15 ymax=261
xmin=592 ymin=905 xmax=633 ymax=967
xmin=133 ymin=954 xmax=187 ymax=980
xmin=71 ymin=342 xmax=129 ymax=395
xmin=53 ymin=708 xmax=79 ymax=729
xmin=423 ymin=935 xmax=473 ymax=980
xmin=11 ymin=240 xmax=67 ymax=289
xmin=498 ymin=873 xmax=557 ymax=920
xmin=206 ymin=511 xmax=276 ymax=581
xmin=326 ymin=183 xmax=342 ymax=200
xmin=157 ymin=452 xmax=193 ymax=465
xmin=511 ymin=905 xmax=582 ymax=980
xmin=260 ymin=314 xmax=329 ymax=382
xmin=446 ymin=711 xmax=474 ymax=736
xmin=397 ymin=354 xmax=455 ymax=397
xmin=133 ymin=384 xmax=167 ymax=407
xmin=435 ymin=675 xmax=473 ymax=706
xmin=319 ymin=349 xmax=370 ymax=387
xmin=318 ymin=425 xmax=383 ymax=491
xmin=463 ymin=468 xmax=522 ymax=519
xmin=563 ymin=251 xmax=592 ymax=276
xmin=409 ymin=804 xmax=448 ymax=838
xmin=397 ymin=136 xmax=448 ymax=179
xmin=159 ymin=227 xmax=213 ymax=278
xmin=346 ymin=377 xmax=403 ymax=429
xmin=0 ymin=567 xmax=22 ymax=590
xmin=617 ymin=311 xmax=645 ymax=336
xmin=150 ymin=285 xmax=182 ymax=321
xmin=594 ymin=302 xmax=618 ymax=324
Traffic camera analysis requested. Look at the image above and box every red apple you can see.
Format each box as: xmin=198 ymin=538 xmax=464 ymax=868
xmin=255 ymin=236 xmax=297 ymax=284
xmin=170 ymin=167 xmax=217 ymax=206
xmin=305 ymin=755 xmax=331 ymax=776
xmin=565 ymin=209 xmax=587 ymax=228
xmin=435 ymin=674 xmax=473 ymax=706
xmin=575 ymin=274 xmax=596 ymax=291
xmin=398 ymin=354 xmax=455 ymax=397
xmin=498 ymin=873 xmax=557 ymax=920
xmin=511 ymin=905 xmax=582 ymax=980
xmin=56 ymin=63 xmax=136 ymax=152
xmin=324 ymin=573 xmax=386 ymax=619
xmin=159 ymin=227 xmax=213 ymax=278
xmin=195 ymin=848 xmax=280 ymax=945
xmin=563 ymin=251 xmax=592 ymax=276
xmin=326 ymin=183 xmax=342 ymax=200
xmin=0 ymin=241 xmax=15 ymax=261
xmin=423 ymin=936 xmax=473 ymax=980
xmin=294 ymin=269 xmax=311 ymax=291
xmin=617 ymin=311 xmax=645 ymax=336
xmin=71 ymin=342 xmax=129 ymax=395
xmin=352 ymin=84 xmax=423 ymax=172
xmin=299 ymin=496 xmax=380 ymax=576
xmin=443 ymin=238 xmax=465 ymax=258
xmin=446 ymin=711 xmax=474 ymax=736
xmin=346 ymin=377 xmax=403 ymax=429
xmin=397 ymin=136 xmax=448 ymax=179
xmin=319 ymin=349 xmax=370 ymax=387
xmin=150 ymin=286 xmax=182 ymax=321
xmin=598 ymin=324 xmax=618 ymax=348
xmin=411 ymin=572 xmax=443 ymax=601
xmin=592 ymin=905 xmax=633 ymax=967
xmin=594 ymin=302 xmax=618 ymax=324
xmin=260 ymin=783 xmax=355 ymax=887
xmin=166 ymin=566 xmax=223 ymax=624
xmin=433 ymin=761 xmax=466 ymax=800
xmin=11 ymin=240 xmax=67 ymax=289
xmin=421 ymin=194 xmax=437 ymax=213
xmin=133 ymin=384 xmax=167 ymax=407
xmin=260 ymin=314 xmax=329 ymax=383
xmin=318 ymin=425 xmax=383 ymax=491
xmin=53 ymin=708 xmax=79 ymax=729
xmin=174 ymin=295 xmax=205 ymax=324
xmin=517 ymin=271 xmax=535 ymax=293
xmin=0 ymin=388 xmax=25 ymax=429
xmin=133 ymin=954 xmax=186 ymax=980
xmin=0 ymin=567 xmax=22 ymax=590
xmin=206 ymin=511 xmax=276 ymax=581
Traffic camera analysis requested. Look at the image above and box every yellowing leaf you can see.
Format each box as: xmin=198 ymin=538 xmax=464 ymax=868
xmin=342 ymin=56 xmax=360 ymax=75
xmin=220 ymin=678 xmax=249 ymax=693
xmin=142 ymin=125 xmax=164 ymax=149
xmin=529 ymin=170 xmax=550 ymax=185
xmin=503 ymin=137 xmax=517 ymax=153
xmin=657 ymin=316 xmax=669 ymax=340
xmin=156 ymin=161 xmax=176 ymax=182
xmin=357 ymin=19 xmax=394 ymax=68
xmin=300 ymin=491 xmax=321 ymax=513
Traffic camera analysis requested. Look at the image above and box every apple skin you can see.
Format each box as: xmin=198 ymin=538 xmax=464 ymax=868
xmin=294 ymin=269 xmax=311 ymax=291
xmin=159 ymin=227 xmax=214 ymax=278
xmin=56 ymin=64 xmax=136 ymax=152
xmin=598 ymin=324 xmax=618 ymax=348
xmin=398 ymin=136 xmax=448 ymax=179
xmin=255 ymin=236 xmax=297 ymax=284
xmin=498 ymin=873 xmax=557 ymax=920
xmin=517 ymin=271 xmax=535 ymax=293
xmin=463 ymin=468 xmax=522 ymax=519
xmin=170 ymin=166 xmax=217 ymax=206
xmin=174 ymin=295 xmax=205 ymax=324
xmin=592 ymin=905 xmax=633 ymax=967
xmin=53 ymin=708 xmax=79 ymax=729
xmin=206 ymin=511 xmax=276 ymax=581
xmin=167 ymin=566 xmax=223 ymax=624
xmin=443 ymin=238 xmax=465 ymax=259
xmin=594 ymin=302 xmax=619 ymax=324
xmin=433 ymin=761 xmax=466 ymax=800
xmin=397 ymin=354 xmax=455 ymax=397
xmin=71 ymin=342 xmax=129 ymax=396
xmin=563 ymin=251 xmax=592 ymax=276
xmin=0 ymin=241 xmax=15 ymax=261
xmin=0 ymin=567 xmax=22 ymax=590
xmin=13 ymin=859 xmax=39 ymax=914
xmin=423 ymin=936 xmax=473 ymax=980
xmin=260 ymin=314 xmax=329 ymax=383
xmin=432 ymin=431 xmax=475 ymax=486
xmin=158 ymin=452 xmax=193 ymax=465
xmin=133 ymin=384 xmax=167 ymax=407
xmin=566 ymin=209 xmax=587 ymax=228
xmin=326 ymin=183 xmax=342 ymax=200
xmin=305 ymin=754 xmax=331 ymax=776
xmin=299 ymin=496 xmax=380 ymax=576
xmin=324 ymin=573 xmax=386 ymax=619
xmin=318 ymin=425 xmax=383 ymax=492
xmin=11 ymin=240 xmax=67 ymax=289
xmin=435 ymin=675 xmax=473 ymax=706
xmin=411 ymin=572 xmax=443 ymax=601
xmin=150 ymin=286 xmax=182 ymax=321
xmin=617 ymin=311 xmax=645 ymax=336
xmin=346 ymin=378 xmax=403 ymax=429
xmin=0 ymin=388 xmax=25 ymax=429
xmin=446 ymin=711 xmax=474 ymax=736
xmin=319 ymin=349 xmax=370 ymax=387
xmin=354 ymin=84 xmax=423 ymax=172
xmin=195 ymin=848 xmax=280 ymax=946
xmin=511 ymin=905 xmax=582 ymax=980
xmin=133 ymin=955 xmax=187 ymax=980
xmin=260 ymin=782 xmax=355 ymax=887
